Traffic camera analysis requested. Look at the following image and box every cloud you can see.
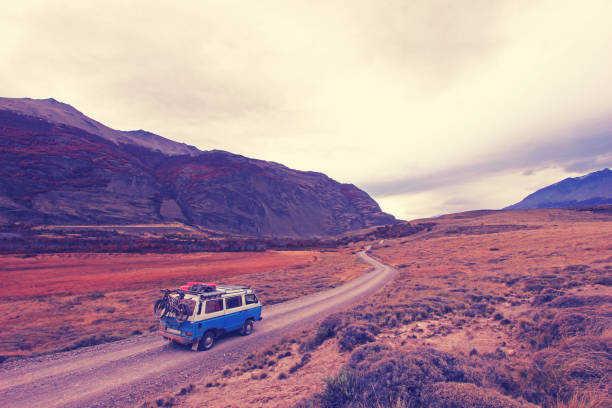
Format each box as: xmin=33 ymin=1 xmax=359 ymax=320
xmin=364 ymin=120 xmax=612 ymax=197
xmin=2 ymin=1 xmax=612 ymax=219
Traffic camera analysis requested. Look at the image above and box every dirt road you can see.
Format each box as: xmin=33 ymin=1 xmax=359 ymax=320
xmin=0 ymin=249 xmax=396 ymax=408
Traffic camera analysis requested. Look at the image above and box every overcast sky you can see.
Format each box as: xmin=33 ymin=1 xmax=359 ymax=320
xmin=2 ymin=1 xmax=612 ymax=220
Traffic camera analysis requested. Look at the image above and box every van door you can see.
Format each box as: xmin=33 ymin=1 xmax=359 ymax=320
xmin=224 ymin=295 xmax=245 ymax=330
xmin=200 ymin=299 xmax=224 ymax=336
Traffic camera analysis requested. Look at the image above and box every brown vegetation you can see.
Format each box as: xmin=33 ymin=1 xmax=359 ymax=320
xmin=0 ymin=249 xmax=370 ymax=358
xmin=0 ymin=251 xmax=317 ymax=298
xmin=159 ymin=208 xmax=611 ymax=407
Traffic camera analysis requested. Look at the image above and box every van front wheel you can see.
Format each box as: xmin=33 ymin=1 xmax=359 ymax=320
xmin=240 ymin=319 xmax=254 ymax=336
xmin=198 ymin=331 xmax=215 ymax=351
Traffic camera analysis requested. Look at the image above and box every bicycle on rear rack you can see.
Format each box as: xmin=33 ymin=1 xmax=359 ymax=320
xmin=153 ymin=289 xmax=190 ymax=323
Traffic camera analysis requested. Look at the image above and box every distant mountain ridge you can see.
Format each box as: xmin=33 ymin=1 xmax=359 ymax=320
xmin=0 ymin=97 xmax=200 ymax=156
xmin=506 ymin=168 xmax=612 ymax=210
xmin=0 ymin=97 xmax=396 ymax=237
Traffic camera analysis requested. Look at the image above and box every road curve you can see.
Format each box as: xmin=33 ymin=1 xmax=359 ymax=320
xmin=0 ymin=249 xmax=396 ymax=408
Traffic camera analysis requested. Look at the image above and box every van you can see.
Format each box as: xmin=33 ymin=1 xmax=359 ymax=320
xmin=156 ymin=283 xmax=262 ymax=351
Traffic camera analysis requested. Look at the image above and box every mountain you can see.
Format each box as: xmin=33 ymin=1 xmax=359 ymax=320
xmin=505 ymin=168 xmax=612 ymax=210
xmin=0 ymin=97 xmax=396 ymax=237
xmin=0 ymin=97 xmax=200 ymax=156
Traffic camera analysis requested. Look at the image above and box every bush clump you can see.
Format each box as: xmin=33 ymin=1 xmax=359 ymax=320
xmin=289 ymin=353 xmax=312 ymax=374
xmin=523 ymin=276 xmax=565 ymax=293
xmin=519 ymin=335 xmax=612 ymax=406
xmin=315 ymin=314 xmax=343 ymax=344
xmin=519 ymin=309 xmax=610 ymax=349
xmin=549 ymin=295 xmax=612 ymax=308
xmin=338 ymin=323 xmax=377 ymax=352
xmin=466 ymin=302 xmax=495 ymax=317
xmin=319 ymin=346 xmax=481 ymax=407
xmin=531 ymin=288 xmax=564 ymax=305
xmin=155 ymin=396 xmax=174 ymax=407
xmin=302 ymin=314 xmax=344 ymax=352
xmin=425 ymin=382 xmax=536 ymax=408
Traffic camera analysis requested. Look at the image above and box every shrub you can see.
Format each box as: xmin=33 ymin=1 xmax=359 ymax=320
xmin=520 ymin=309 xmax=611 ymax=349
xmin=468 ymin=302 xmax=495 ymax=317
xmin=319 ymin=347 xmax=481 ymax=407
xmin=176 ymin=384 xmax=195 ymax=396
xmin=289 ymin=353 xmax=312 ymax=374
xmin=345 ymin=295 xmax=464 ymax=332
xmin=338 ymin=324 xmax=376 ymax=352
xmin=315 ymin=314 xmax=343 ymax=344
xmin=348 ymin=343 xmax=392 ymax=364
xmin=593 ymin=276 xmax=612 ymax=286
xmin=532 ymin=288 xmax=565 ymax=305
xmin=303 ymin=313 xmax=345 ymax=351
xmin=155 ymin=396 xmax=174 ymax=407
xmin=522 ymin=275 xmax=566 ymax=293
xmin=484 ymin=363 xmax=523 ymax=397
xmin=517 ymin=334 xmax=612 ymax=406
xmin=424 ymin=382 xmax=536 ymax=408
xmin=549 ymin=295 xmax=611 ymax=309
xmin=321 ymin=370 xmax=357 ymax=407
xmin=554 ymin=391 xmax=612 ymax=408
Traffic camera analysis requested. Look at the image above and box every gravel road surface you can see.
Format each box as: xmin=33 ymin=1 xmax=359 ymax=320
xmin=0 ymin=249 xmax=396 ymax=407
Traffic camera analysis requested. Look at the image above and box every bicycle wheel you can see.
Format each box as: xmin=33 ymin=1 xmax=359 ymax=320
xmin=154 ymin=299 xmax=167 ymax=318
xmin=175 ymin=303 xmax=190 ymax=323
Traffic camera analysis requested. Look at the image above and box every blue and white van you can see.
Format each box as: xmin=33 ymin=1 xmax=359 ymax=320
xmin=157 ymin=284 xmax=262 ymax=351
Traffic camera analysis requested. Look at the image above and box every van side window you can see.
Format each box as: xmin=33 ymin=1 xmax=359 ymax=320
xmin=197 ymin=301 xmax=203 ymax=315
xmin=245 ymin=294 xmax=258 ymax=305
xmin=205 ymin=299 xmax=223 ymax=313
xmin=225 ymin=296 xmax=242 ymax=309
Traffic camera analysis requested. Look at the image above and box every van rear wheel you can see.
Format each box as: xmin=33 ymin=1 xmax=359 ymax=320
xmin=198 ymin=331 xmax=215 ymax=351
xmin=240 ymin=319 xmax=254 ymax=336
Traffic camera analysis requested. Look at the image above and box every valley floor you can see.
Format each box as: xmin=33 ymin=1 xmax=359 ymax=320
xmin=0 ymin=249 xmax=370 ymax=358
xmin=157 ymin=209 xmax=611 ymax=408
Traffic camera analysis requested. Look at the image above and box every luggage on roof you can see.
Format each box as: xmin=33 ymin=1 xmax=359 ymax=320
xmin=189 ymin=283 xmax=217 ymax=293
xmin=179 ymin=282 xmax=217 ymax=292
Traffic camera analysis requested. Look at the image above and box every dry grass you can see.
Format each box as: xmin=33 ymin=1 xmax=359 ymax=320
xmin=553 ymin=392 xmax=611 ymax=408
xmin=149 ymin=335 xmax=346 ymax=408
xmin=0 ymin=250 xmax=318 ymax=298
xmin=14 ymin=207 xmax=610 ymax=407
xmin=0 ymin=249 xmax=370 ymax=358
xmin=259 ymin=208 xmax=611 ymax=408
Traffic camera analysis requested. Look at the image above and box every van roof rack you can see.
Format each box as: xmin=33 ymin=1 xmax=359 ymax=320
xmin=172 ymin=284 xmax=253 ymax=300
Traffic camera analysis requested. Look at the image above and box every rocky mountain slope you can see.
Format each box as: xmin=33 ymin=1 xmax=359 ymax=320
xmin=0 ymin=97 xmax=396 ymax=237
xmin=506 ymin=168 xmax=612 ymax=209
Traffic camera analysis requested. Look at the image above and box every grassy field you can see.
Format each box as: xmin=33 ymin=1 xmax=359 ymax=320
xmin=159 ymin=209 xmax=611 ymax=408
xmin=0 ymin=249 xmax=370 ymax=359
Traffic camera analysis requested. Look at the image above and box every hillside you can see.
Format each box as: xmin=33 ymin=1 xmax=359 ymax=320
xmin=0 ymin=97 xmax=396 ymax=237
xmin=506 ymin=168 xmax=612 ymax=209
